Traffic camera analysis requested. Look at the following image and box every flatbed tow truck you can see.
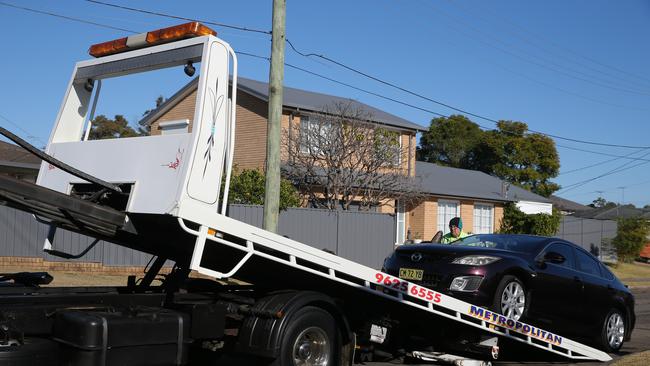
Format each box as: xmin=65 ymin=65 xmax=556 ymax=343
xmin=0 ymin=22 xmax=612 ymax=366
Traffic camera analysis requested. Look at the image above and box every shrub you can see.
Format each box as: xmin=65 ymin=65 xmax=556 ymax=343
xmin=613 ymin=217 xmax=649 ymax=263
xmin=499 ymin=203 xmax=561 ymax=236
xmin=227 ymin=168 xmax=301 ymax=211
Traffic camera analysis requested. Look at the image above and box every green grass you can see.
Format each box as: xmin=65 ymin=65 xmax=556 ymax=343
xmin=609 ymin=261 xmax=650 ymax=282
xmin=611 ymin=350 xmax=650 ymax=366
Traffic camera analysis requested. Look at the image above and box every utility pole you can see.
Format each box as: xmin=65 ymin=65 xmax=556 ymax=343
xmin=263 ymin=0 xmax=286 ymax=233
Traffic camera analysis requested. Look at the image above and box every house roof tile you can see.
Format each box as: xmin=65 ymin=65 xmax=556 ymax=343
xmin=415 ymin=161 xmax=551 ymax=203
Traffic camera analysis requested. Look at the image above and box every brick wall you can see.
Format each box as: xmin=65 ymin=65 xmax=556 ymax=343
xmin=494 ymin=204 xmax=504 ymax=232
xmin=460 ymin=200 xmax=474 ymax=233
xmin=150 ymin=90 xmax=198 ymax=134
xmin=408 ymin=198 xmax=507 ymax=240
xmin=232 ymin=91 xmax=269 ymax=170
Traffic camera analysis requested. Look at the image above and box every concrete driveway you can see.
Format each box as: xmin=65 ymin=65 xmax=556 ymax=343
xmin=370 ymin=287 xmax=650 ymax=366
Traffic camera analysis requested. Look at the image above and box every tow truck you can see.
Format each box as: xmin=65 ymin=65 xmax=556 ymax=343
xmin=0 ymin=22 xmax=612 ymax=365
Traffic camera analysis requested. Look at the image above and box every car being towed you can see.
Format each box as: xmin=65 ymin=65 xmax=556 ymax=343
xmin=382 ymin=234 xmax=635 ymax=353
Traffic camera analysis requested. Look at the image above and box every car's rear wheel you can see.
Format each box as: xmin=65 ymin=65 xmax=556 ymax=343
xmin=493 ymin=275 xmax=527 ymax=321
xmin=599 ymin=309 xmax=625 ymax=353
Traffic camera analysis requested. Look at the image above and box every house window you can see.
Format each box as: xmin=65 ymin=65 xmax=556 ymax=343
xmin=473 ymin=203 xmax=494 ymax=234
xmin=437 ymin=200 xmax=460 ymax=235
xmin=300 ymin=115 xmax=331 ymax=154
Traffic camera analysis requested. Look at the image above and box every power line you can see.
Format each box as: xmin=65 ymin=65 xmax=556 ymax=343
xmin=84 ymin=0 xmax=270 ymax=35
xmin=236 ymin=52 xmax=447 ymax=118
xmin=558 ymin=150 xmax=650 ymax=194
xmin=10 ymin=1 xmax=650 ymax=150
xmin=0 ymin=1 xmax=136 ymax=33
xmin=556 ymin=144 xmax=650 ymax=162
xmin=79 ymin=0 xmax=650 ymax=149
xmin=436 ymin=0 xmax=650 ymax=95
xmin=454 ymin=0 xmax=650 ymax=89
xmin=0 ymin=113 xmax=48 ymax=147
xmin=558 ymin=148 xmax=648 ymax=176
xmin=285 ymin=42 xmax=650 ymax=149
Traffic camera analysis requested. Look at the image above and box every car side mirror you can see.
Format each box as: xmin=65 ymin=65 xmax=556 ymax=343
xmin=543 ymin=251 xmax=566 ymax=264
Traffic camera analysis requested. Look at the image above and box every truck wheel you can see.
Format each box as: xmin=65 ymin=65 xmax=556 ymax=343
xmin=492 ymin=275 xmax=527 ymax=321
xmin=599 ymin=309 xmax=625 ymax=353
xmin=273 ymin=306 xmax=339 ymax=366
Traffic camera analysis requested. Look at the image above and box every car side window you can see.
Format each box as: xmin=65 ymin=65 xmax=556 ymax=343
xmin=600 ymin=263 xmax=615 ymax=280
xmin=541 ymin=242 xmax=575 ymax=269
xmin=575 ymin=249 xmax=602 ymax=277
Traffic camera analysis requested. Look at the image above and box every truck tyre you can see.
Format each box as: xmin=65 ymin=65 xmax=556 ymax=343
xmin=599 ymin=308 xmax=625 ymax=353
xmin=272 ymin=306 xmax=340 ymax=366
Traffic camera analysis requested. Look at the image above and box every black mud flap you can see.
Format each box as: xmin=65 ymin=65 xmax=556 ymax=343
xmin=0 ymin=175 xmax=127 ymax=238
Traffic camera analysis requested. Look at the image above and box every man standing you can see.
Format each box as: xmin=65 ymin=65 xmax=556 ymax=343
xmin=441 ymin=217 xmax=468 ymax=244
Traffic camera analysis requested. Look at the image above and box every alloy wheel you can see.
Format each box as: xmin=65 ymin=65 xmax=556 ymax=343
xmin=606 ymin=312 xmax=625 ymax=350
xmin=500 ymin=281 xmax=525 ymax=320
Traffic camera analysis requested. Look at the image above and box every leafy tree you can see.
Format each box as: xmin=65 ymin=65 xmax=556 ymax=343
xmin=89 ymin=115 xmax=139 ymax=140
xmin=228 ymin=168 xmax=300 ymax=211
xmin=499 ymin=203 xmax=561 ymax=236
xmin=481 ymin=121 xmax=560 ymax=197
xmin=417 ymin=115 xmax=483 ymax=168
xmin=589 ymin=197 xmax=617 ymax=208
xmin=418 ymin=116 xmax=561 ymax=197
xmin=612 ymin=217 xmax=649 ymax=262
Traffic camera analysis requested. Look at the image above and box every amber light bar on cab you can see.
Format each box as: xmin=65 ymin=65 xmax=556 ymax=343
xmin=89 ymin=22 xmax=217 ymax=58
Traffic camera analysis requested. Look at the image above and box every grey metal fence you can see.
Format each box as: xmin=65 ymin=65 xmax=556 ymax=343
xmin=555 ymin=216 xmax=617 ymax=261
xmin=0 ymin=204 xmax=396 ymax=269
xmin=229 ymin=205 xmax=396 ymax=268
xmin=0 ymin=205 xmax=153 ymax=266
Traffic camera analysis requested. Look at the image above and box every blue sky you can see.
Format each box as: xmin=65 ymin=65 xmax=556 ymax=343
xmin=1 ymin=0 xmax=649 ymax=207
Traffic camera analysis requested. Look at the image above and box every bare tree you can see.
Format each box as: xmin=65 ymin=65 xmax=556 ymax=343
xmin=282 ymin=102 xmax=423 ymax=211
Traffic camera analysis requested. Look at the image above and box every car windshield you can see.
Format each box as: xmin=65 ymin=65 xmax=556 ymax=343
xmin=450 ymin=235 xmax=538 ymax=253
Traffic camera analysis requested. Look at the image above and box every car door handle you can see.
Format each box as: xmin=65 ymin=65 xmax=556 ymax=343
xmin=573 ymin=276 xmax=582 ymax=283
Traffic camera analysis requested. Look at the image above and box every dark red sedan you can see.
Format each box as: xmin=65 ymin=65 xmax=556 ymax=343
xmin=382 ymin=234 xmax=635 ymax=353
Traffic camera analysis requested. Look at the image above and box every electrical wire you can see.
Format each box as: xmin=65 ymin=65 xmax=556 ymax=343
xmin=556 ymin=144 xmax=650 ymax=162
xmin=6 ymin=1 xmax=650 ymax=153
xmin=0 ymin=1 xmax=136 ymax=33
xmin=0 ymin=114 xmax=48 ymax=147
xmin=558 ymin=150 xmax=650 ymax=194
xmin=448 ymin=0 xmax=650 ymax=89
xmin=84 ymin=0 xmax=271 ymax=35
xmin=428 ymin=0 xmax=650 ymax=96
xmin=81 ymin=0 xmax=650 ymax=149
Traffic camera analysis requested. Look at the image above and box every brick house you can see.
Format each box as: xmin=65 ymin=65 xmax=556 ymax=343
xmin=0 ymin=141 xmax=40 ymax=182
xmin=141 ymin=77 xmax=422 ymax=208
xmin=407 ymin=162 xmax=552 ymax=242
xmin=140 ymin=77 xmax=552 ymax=244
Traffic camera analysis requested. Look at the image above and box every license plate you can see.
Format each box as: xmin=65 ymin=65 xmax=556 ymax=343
xmin=399 ymin=268 xmax=423 ymax=281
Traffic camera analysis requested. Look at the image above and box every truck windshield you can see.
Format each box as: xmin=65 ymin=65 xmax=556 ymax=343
xmin=85 ymin=63 xmax=200 ymax=140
